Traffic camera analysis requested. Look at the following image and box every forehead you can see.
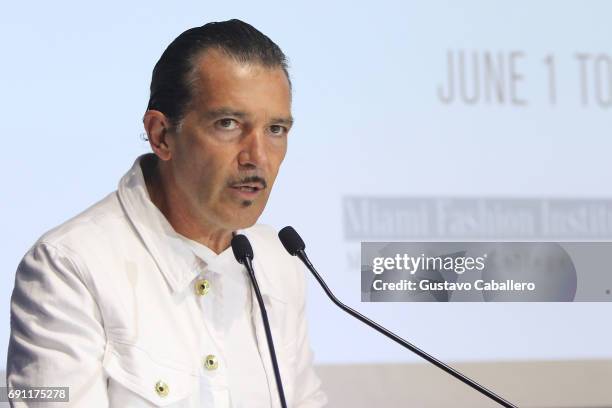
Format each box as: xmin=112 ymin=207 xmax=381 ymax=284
xmin=189 ymin=48 xmax=292 ymax=113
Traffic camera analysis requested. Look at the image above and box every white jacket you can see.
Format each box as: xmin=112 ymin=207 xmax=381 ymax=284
xmin=6 ymin=156 xmax=327 ymax=407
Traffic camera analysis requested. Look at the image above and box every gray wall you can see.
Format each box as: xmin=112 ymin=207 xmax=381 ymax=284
xmin=2 ymin=359 xmax=611 ymax=407
xmin=317 ymin=359 xmax=612 ymax=407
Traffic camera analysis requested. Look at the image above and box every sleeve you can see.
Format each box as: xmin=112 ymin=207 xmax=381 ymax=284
xmin=291 ymin=259 xmax=328 ymax=408
xmin=6 ymin=242 xmax=109 ymax=407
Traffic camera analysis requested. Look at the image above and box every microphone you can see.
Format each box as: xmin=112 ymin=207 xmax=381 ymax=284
xmin=278 ymin=226 xmax=518 ymax=408
xmin=231 ymin=234 xmax=287 ymax=408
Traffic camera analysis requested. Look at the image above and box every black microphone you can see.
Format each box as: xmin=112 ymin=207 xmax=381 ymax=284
xmin=278 ymin=226 xmax=519 ymax=408
xmin=231 ymin=234 xmax=287 ymax=408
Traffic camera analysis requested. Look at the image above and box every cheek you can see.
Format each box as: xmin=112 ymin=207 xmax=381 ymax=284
xmin=200 ymin=164 xmax=228 ymax=196
xmin=268 ymin=144 xmax=287 ymax=175
xmin=172 ymin=141 xmax=204 ymax=180
xmin=173 ymin=156 xmax=222 ymax=204
xmin=175 ymin=140 xmax=227 ymax=193
xmin=206 ymin=160 xmax=237 ymax=200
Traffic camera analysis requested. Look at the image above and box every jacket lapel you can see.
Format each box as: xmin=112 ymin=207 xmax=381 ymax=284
xmin=117 ymin=154 xmax=197 ymax=293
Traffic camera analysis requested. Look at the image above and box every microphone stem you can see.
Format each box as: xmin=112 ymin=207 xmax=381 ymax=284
xmin=244 ymin=257 xmax=288 ymax=408
xmin=297 ymin=250 xmax=518 ymax=408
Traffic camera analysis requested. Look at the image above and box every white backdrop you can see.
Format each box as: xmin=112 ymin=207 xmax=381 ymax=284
xmin=2 ymin=0 xmax=612 ymax=367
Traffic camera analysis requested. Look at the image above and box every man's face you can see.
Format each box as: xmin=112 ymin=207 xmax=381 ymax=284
xmin=166 ymin=49 xmax=292 ymax=231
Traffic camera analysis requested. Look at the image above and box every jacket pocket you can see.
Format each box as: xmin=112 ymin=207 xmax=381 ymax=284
xmin=102 ymin=340 xmax=198 ymax=407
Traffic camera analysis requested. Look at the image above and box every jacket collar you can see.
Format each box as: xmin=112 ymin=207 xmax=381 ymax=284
xmin=117 ymin=154 xmax=198 ymax=293
xmin=116 ymin=153 xmax=287 ymax=302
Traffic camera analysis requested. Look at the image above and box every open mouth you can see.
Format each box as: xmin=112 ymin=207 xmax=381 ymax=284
xmin=229 ymin=182 xmax=265 ymax=198
xmin=234 ymin=185 xmax=260 ymax=192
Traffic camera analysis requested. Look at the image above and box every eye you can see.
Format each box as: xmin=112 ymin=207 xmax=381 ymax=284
xmin=215 ymin=118 xmax=239 ymax=130
xmin=269 ymin=124 xmax=288 ymax=136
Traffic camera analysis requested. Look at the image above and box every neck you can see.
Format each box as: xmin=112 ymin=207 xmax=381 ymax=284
xmin=141 ymin=154 xmax=233 ymax=254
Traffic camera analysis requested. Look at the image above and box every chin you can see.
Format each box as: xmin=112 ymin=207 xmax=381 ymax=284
xmin=240 ymin=199 xmax=254 ymax=208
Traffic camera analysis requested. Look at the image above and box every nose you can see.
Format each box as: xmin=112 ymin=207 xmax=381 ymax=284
xmin=238 ymin=129 xmax=268 ymax=169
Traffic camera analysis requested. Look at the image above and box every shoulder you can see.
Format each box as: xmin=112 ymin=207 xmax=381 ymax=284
xmin=35 ymin=191 xmax=125 ymax=249
xmin=11 ymin=193 xmax=128 ymax=318
xmin=20 ymin=191 xmax=133 ymax=282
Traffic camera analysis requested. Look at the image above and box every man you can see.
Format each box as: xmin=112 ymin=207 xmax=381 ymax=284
xmin=7 ymin=19 xmax=327 ymax=407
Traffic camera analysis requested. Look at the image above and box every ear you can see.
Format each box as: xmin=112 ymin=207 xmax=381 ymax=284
xmin=143 ymin=110 xmax=173 ymax=161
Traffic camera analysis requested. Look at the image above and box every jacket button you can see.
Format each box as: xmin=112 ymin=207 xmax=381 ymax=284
xmin=194 ymin=279 xmax=210 ymax=296
xmin=204 ymin=354 xmax=219 ymax=370
xmin=155 ymin=380 xmax=169 ymax=397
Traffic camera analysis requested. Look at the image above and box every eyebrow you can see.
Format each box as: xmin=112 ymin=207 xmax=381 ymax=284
xmin=271 ymin=116 xmax=294 ymax=127
xmin=202 ymin=108 xmax=248 ymax=120
xmin=203 ymin=107 xmax=294 ymax=127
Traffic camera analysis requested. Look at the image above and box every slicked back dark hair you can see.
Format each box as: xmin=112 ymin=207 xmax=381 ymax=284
xmin=146 ymin=19 xmax=290 ymax=132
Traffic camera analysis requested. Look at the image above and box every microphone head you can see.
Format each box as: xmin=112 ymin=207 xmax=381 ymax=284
xmin=231 ymin=234 xmax=254 ymax=264
xmin=278 ymin=226 xmax=305 ymax=256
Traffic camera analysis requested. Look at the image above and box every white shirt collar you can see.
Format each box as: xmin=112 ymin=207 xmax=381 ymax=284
xmin=117 ymin=153 xmax=247 ymax=292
